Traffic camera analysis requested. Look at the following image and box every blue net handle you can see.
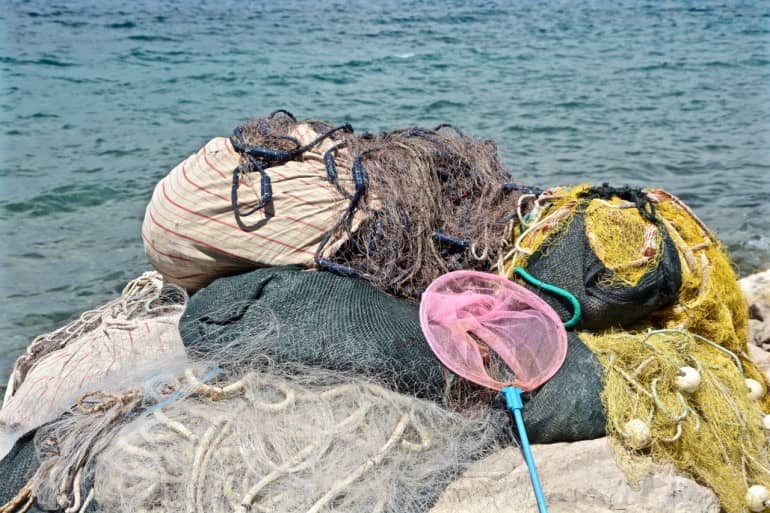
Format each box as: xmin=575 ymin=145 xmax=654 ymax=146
xmin=502 ymin=386 xmax=549 ymax=513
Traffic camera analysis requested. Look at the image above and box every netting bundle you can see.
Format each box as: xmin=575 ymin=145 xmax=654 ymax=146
xmin=581 ymin=329 xmax=770 ymax=513
xmin=143 ymin=110 xmax=525 ymax=298
xmin=501 ymin=184 xmax=748 ymax=346
xmin=502 ymin=184 xmax=683 ymax=331
xmin=178 ymin=267 xmax=606 ymax=444
xmin=644 ymin=189 xmax=749 ymax=353
xmin=0 ymin=272 xmax=188 ymax=453
xmin=0 ymin=363 xmax=506 ymax=513
xmin=142 ymin=111 xmax=358 ymax=291
xmin=320 ymin=126 xmax=524 ymax=299
xmin=92 ymin=367 xmax=505 ymax=513
xmin=179 ymin=266 xmax=449 ymax=402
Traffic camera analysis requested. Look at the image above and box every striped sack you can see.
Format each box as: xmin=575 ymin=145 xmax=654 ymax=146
xmin=141 ymin=123 xmax=357 ymax=291
xmin=0 ymin=272 xmax=188 ymax=436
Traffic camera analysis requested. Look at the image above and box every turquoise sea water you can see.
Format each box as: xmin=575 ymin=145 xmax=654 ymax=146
xmin=1 ymin=0 xmax=769 ymax=384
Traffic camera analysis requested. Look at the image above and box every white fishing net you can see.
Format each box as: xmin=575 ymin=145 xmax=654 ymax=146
xmin=88 ymin=366 xmax=505 ymax=513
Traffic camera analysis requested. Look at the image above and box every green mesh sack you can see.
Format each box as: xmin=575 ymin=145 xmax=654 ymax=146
xmin=179 ymin=267 xmax=606 ymax=444
xmin=504 ymin=184 xmax=683 ymax=331
xmin=520 ymin=332 xmax=606 ymax=443
xmin=180 ymin=266 xmax=446 ymax=400
xmin=1 ymin=430 xmax=39 ymax=509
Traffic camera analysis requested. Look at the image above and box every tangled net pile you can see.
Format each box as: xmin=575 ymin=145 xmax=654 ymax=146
xmin=499 ymin=183 xmax=769 ymax=512
xmin=19 ymin=363 xmax=504 ymax=513
xmin=502 ymin=184 xmax=748 ymax=344
xmin=581 ymin=329 xmax=770 ymax=513
xmin=232 ymin=110 xmax=524 ymax=299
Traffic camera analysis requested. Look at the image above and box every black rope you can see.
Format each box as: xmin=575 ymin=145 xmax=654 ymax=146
xmin=230 ymin=121 xmax=354 ymax=230
xmin=314 ymin=147 xmax=377 ymax=279
xmin=295 ymin=124 xmax=352 ymax=155
xmin=432 ymin=231 xmax=470 ymax=249
xmin=323 ymin=141 xmax=355 ymax=200
xmin=578 ymin=183 xmax=657 ymax=223
xmin=502 ymin=183 xmax=544 ymax=196
xmin=324 ymin=146 xmax=339 ymax=183
xmin=433 ymin=123 xmax=465 ymax=137
xmin=268 ymin=109 xmax=296 ymax=121
xmin=231 ymin=125 xmax=302 ymax=154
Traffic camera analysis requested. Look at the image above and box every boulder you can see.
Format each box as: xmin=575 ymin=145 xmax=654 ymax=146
xmin=740 ymin=268 xmax=770 ymax=349
xmin=430 ymin=437 xmax=719 ymax=513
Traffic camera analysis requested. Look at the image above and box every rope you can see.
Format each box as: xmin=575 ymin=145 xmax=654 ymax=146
xmin=0 ymin=482 xmax=33 ymax=513
xmin=230 ymin=119 xmax=353 ymax=231
xmin=83 ymin=369 xmax=435 ymax=513
xmin=512 ymin=266 xmax=582 ymax=328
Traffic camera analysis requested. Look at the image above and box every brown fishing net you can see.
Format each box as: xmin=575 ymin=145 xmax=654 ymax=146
xmin=230 ymin=111 xmax=525 ymax=300
xmin=328 ymin=127 xmax=523 ymax=299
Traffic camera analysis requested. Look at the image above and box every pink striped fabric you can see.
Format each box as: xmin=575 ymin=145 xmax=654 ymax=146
xmin=0 ymin=307 xmax=185 ymax=433
xmin=141 ymin=124 xmax=356 ymax=290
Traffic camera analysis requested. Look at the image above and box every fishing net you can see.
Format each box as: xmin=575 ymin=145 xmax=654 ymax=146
xmin=144 ymin=109 xmax=526 ymax=298
xmin=179 ymin=266 xmax=448 ymax=401
xmin=0 ymin=363 xmax=506 ymax=513
xmin=581 ymin=329 xmax=770 ymax=513
xmin=501 ymin=184 xmax=682 ymax=331
xmin=0 ymin=430 xmax=40 ymax=513
xmin=179 ymin=267 xmax=606 ymax=443
xmin=227 ymin=111 xmax=528 ymax=299
xmin=645 ymin=189 xmax=749 ymax=353
xmin=320 ymin=125 xmax=524 ymax=300
xmin=92 ymin=367 xmax=506 ymax=513
xmin=0 ymin=272 xmax=188 ymax=457
xmin=501 ymin=184 xmax=748 ymax=348
xmin=518 ymin=332 xmax=606 ymax=444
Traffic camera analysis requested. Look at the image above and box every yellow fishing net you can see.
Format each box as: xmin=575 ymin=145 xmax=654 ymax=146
xmin=500 ymin=184 xmax=768 ymax=510
xmin=647 ymin=189 xmax=749 ymax=353
xmin=581 ymin=329 xmax=770 ymax=513
xmin=500 ymin=185 xmax=749 ymax=350
xmin=501 ymin=184 xmax=587 ymax=271
xmin=502 ymin=184 xmax=664 ymax=287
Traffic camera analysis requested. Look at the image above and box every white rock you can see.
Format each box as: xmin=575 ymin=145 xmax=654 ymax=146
xmin=749 ymin=344 xmax=770 ymax=375
xmin=431 ymin=437 xmax=720 ymax=513
xmin=740 ymin=269 xmax=770 ymax=349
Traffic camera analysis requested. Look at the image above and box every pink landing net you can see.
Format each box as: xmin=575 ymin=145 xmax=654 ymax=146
xmin=419 ymin=270 xmax=567 ymax=391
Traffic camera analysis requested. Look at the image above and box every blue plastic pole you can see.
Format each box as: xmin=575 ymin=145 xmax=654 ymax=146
xmin=502 ymin=386 xmax=548 ymax=513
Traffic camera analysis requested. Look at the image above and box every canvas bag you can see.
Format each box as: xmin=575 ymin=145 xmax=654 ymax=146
xmin=142 ymin=123 xmax=358 ymax=291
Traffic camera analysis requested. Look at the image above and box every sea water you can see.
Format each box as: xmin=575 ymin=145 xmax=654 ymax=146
xmin=1 ymin=0 xmax=769 ymax=384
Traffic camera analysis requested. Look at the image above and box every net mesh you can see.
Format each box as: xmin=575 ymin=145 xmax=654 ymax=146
xmin=231 ymin=111 xmax=525 ymax=300
xmin=647 ymin=189 xmax=749 ymax=354
xmin=0 ymin=272 xmax=188 ymax=463
xmin=419 ymin=270 xmax=567 ymax=391
xmin=91 ymin=366 xmax=506 ymax=513
xmin=581 ymin=329 xmax=770 ymax=513
xmin=178 ymin=266 xmax=605 ymax=444
xmin=4 ymin=361 xmax=506 ymax=513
